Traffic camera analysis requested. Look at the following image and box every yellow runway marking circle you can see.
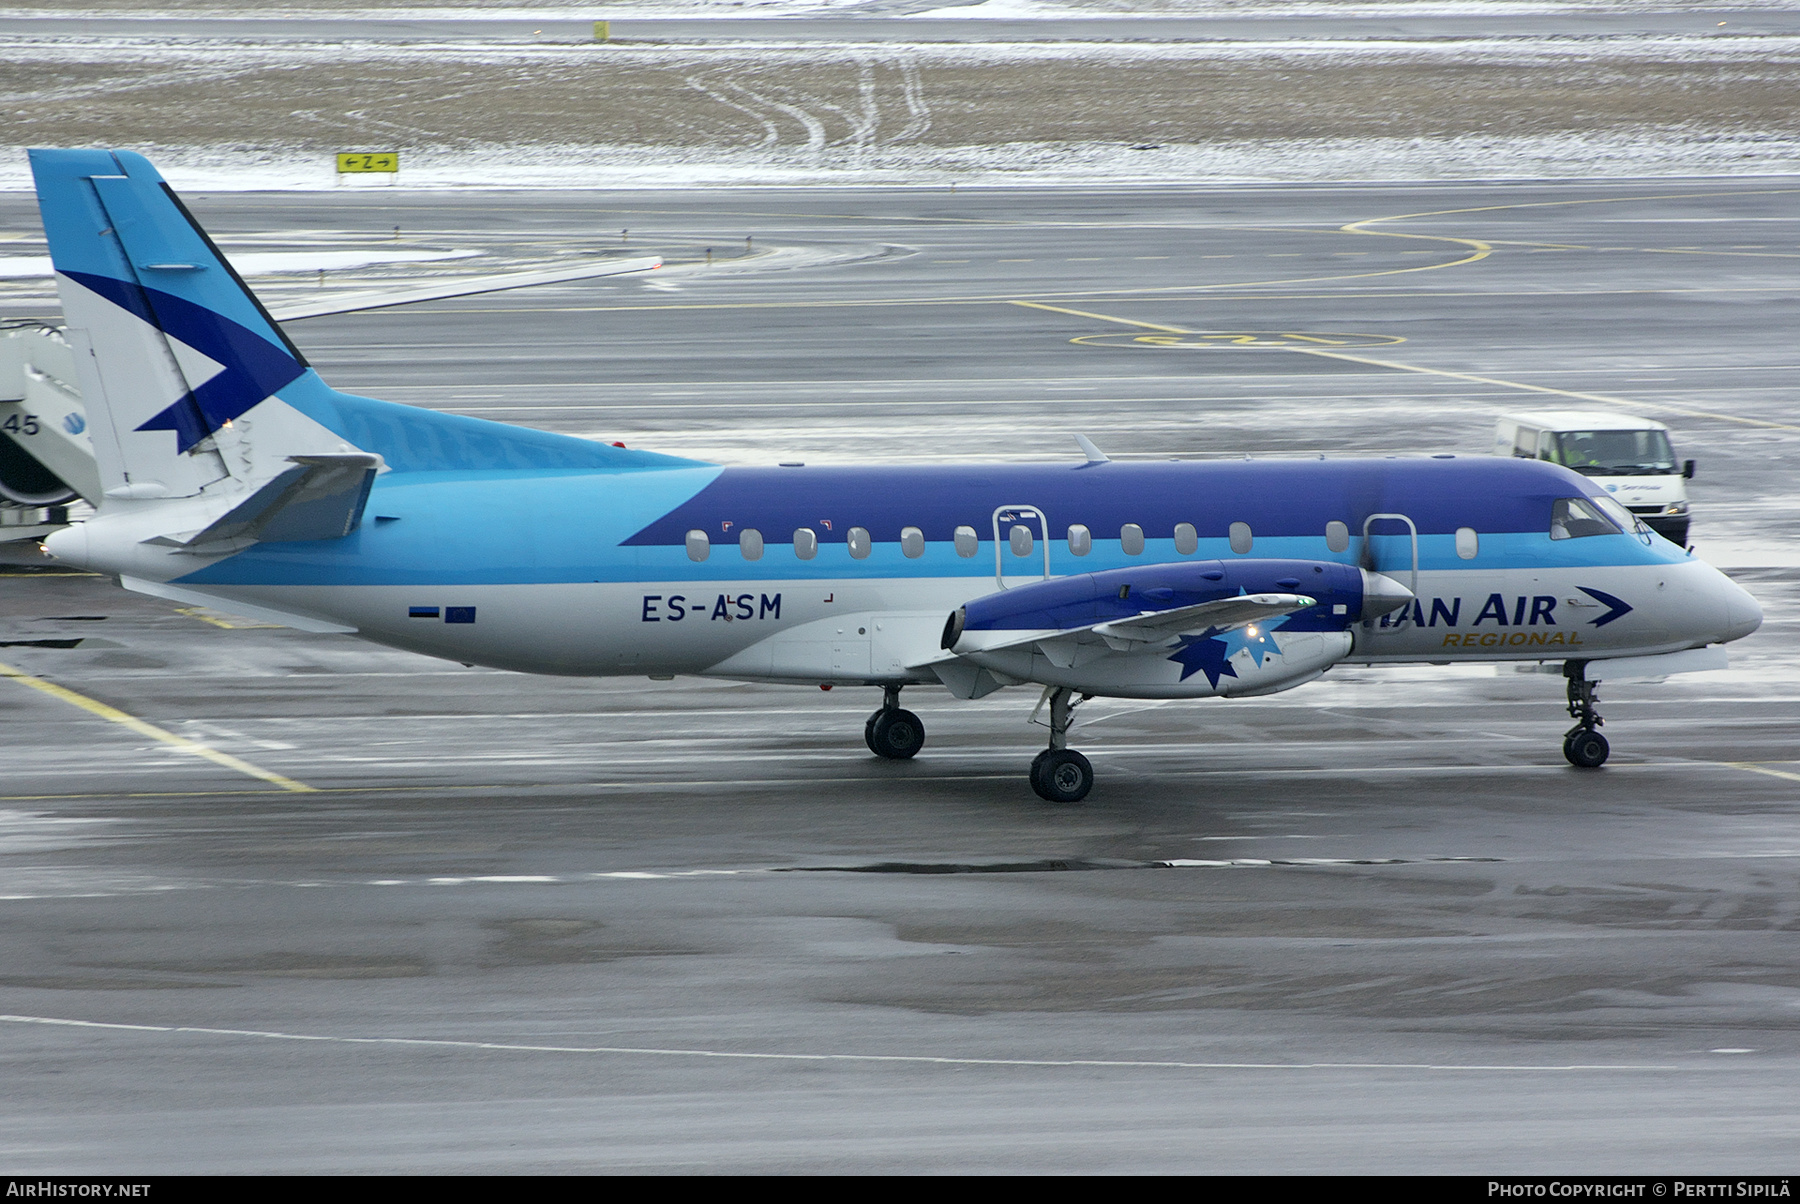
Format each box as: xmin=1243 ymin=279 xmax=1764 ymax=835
xmin=1072 ymin=331 xmax=1406 ymax=350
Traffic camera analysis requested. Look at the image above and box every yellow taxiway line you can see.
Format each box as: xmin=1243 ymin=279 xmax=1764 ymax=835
xmin=0 ymin=659 xmax=315 ymax=793
xmin=1720 ymin=762 xmax=1800 ymax=785
xmin=1011 ymin=301 xmax=1800 ymax=433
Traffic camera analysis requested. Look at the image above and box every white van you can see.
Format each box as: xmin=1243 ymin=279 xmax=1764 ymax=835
xmin=1494 ymin=410 xmax=1694 ymax=545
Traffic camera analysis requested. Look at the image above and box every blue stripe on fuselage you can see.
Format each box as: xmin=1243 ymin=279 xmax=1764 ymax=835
xmin=175 ymin=466 xmax=721 ymax=587
xmin=623 ymin=457 xmax=1628 ymax=545
xmin=174 ymin=455 xmax=1686 ymax=588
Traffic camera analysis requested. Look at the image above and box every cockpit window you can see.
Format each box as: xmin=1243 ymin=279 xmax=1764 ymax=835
xmin=1549 ymin=496 xmax=1623 ymax=540
xmin=1591 ymin=493 xmax=1649 ymax=536
xmin=1543 ymin=429 xmax=1676 ymax=476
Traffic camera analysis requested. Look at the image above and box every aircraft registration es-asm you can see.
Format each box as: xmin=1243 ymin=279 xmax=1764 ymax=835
xmin=29 ymin=149 xmax=1763 ymax=801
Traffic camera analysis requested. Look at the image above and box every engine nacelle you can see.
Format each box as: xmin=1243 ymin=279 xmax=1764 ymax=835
xmin=0 ymin=434 xmax=78 ymax=506
xmin=942 ymin=559 xmax=1408 ymax=700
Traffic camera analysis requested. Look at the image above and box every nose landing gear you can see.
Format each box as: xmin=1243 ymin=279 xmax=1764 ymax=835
xmin=1562 ymin=661 xmax=1609 ymax=768
xmin=865 ymin=685 xmax=925 ymax=760
xmin=1029 ymin=687 xmax=1094 ymax=802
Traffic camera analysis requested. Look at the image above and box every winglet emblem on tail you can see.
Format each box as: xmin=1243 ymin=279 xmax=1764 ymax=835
xmin=63 ymin=270 xmax=305 ymax=452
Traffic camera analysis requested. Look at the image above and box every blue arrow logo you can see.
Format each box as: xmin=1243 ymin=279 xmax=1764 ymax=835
xmin=1578 ymin=586 xmax=1633 ymax=628
xmin=66 ymin=270 xmax=304 ymax=453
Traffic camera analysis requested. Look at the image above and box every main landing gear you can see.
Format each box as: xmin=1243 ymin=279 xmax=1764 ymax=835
xmin=1562 ymin=661 xmax=1609 ymax=769
xmin=865 ymin=685 xmax=925 ymax=760
xmin=1030 ymin=687 xmax=1095 ymax=803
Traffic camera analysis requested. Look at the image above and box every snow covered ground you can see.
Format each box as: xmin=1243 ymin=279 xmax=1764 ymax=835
xmin=5 ymin=131 xmax=1795 ymax=194
xmin=3 ymin=3 xmax=1797 ymax=189
xmin=0 ymin=2 xmax=1790 ymax=16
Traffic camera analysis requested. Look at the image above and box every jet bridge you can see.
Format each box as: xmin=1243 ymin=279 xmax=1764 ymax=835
xmin=0 ymin=324 xmax=98 ymax=542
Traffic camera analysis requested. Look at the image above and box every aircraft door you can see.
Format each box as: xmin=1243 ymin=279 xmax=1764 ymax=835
xmin=1361 ymin=512 xmax=1419 ymax=632
xmin=992 ymin=504 xmax=1052 ymax=590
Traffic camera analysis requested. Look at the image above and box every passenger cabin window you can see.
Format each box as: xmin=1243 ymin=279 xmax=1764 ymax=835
xmin=1229 ymin=522 xmax=1253 ymax=554
xmin=1120 ymin=523 xmax=1145 ymax=556
xmin=1173 ymin=522 xmax=1197 ymax=556
xmin=953 ymin=525 xmax=979 ymax=557
xmin=685 ymin=530 xmax=710 ymax=562
xmin=739 ymin=528 xmax=763 ymax=561
xmin=793 ymin=528 xmax=818 ymax=560
xmin=1455 ymin=527 xmax=1478 ymax=560
xmin=1067 ymin=524 xmax=1092 ymax=557
xmin=1009 ymin=525 xmax=1034 ymax=557
xmin=1325 ymin=520 xmax=1350 ymax=553
xmin=1549 ymin=497 xmax=1622 ymax=540
xmin=847 ymin=526 xmax=871 ymax=559
xmin=900 ymin=526 xmax=924 ymax=558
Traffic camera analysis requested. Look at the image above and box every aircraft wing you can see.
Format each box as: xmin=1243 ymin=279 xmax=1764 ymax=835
xmin=267 ymin=255 xmax=663 ymax=321
xmin=956 ymin=592 xmax=1317 ymax=657
xmin=1090 ymin=592 xmax=1316 ymax=644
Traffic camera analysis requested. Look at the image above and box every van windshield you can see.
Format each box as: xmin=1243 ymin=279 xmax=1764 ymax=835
xmin=1545 ymin=429 xmax=1676 ymax=476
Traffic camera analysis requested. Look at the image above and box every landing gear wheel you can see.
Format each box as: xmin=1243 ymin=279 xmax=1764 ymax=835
xmin=1031 ymin=748 xmax=1093 ymax=803
xmin=1561 ymin=664 xmax=1610 ymax=769
xmin=864 ymin=712 xmax=880 ymax=754
xmin=869 ymin=708 xmax=925 ymax=760
xmin=1564 ymin=728 xmax=1610 ymax=769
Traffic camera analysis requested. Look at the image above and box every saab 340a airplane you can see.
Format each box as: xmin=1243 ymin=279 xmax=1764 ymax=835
xmin=27 ymin=149 xmax=1764 ymax=801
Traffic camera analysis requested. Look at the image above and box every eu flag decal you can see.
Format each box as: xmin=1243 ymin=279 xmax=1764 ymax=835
xmin=445 ymin=607 xmax=477 ymax=624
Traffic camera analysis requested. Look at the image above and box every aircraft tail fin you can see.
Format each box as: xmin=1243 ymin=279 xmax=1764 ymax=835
xmin=29 ymin=147 xmax=699 ymax=510
xmin=31 ymin=147 xmax=325 ymax=501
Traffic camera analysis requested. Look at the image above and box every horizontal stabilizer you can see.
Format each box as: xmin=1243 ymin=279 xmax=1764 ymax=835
xmin=145 ymin=452 xmax=380 ymax=549
xmin=269 ymin=257 xmax=663 ymax=322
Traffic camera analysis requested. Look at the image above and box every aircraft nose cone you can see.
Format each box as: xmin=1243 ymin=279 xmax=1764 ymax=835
xmin=1721 ymin=577 xmax=1763 ymax=643
xmin=1358 ymin=568 xmax=1415 ymax=621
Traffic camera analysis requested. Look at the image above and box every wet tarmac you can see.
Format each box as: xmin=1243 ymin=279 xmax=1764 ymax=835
xmin=0 ymin=180 xmax=1797 ymax=1172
